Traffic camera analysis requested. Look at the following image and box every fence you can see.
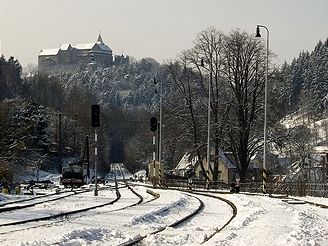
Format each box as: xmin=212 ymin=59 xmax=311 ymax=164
xmin=166 ymin=179 xmax=231 ymax=191
xmin=165 ymin=179 xmax=328 ymax=197
xmin=239 ymin=181 xmax=328 ymax=197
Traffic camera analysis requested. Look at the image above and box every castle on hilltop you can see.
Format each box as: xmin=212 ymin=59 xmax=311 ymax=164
xmin=38 ymin=34 xmax=128 ymax=74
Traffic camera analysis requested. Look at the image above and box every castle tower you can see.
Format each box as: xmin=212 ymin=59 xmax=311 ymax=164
xmin=97 ymin=33 xmax=104 ymax=45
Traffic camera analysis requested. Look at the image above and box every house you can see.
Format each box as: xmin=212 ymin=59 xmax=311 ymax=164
xmin=174 ymin=152 xmax=198 ymax=177
xmin=174 ymin=148 xmax=260 ymax=184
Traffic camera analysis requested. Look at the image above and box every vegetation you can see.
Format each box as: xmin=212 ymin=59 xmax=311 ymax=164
xmin=0 ymin=29 xmax=327 ymax=182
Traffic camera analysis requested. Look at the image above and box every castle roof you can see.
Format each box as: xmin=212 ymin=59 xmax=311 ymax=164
xmin=97 ymin=33 xmax=104 ymax=44
xmin=39 ymin=35 xmax=112 ymax=57
xmin=73 ymin=43 xmax=112 ymax=52
xmin=60 ymin=44 xmax=71 ymax=50
xmin=39 ymin=48 xmax=59 ymax=56
xmin=96 ymin=43 xmax=112 ymax=52
xmin=73 ymin=43 xmax=95 ymax=50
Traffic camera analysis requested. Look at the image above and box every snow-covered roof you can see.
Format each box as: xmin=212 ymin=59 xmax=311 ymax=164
xmin=97 ymin=43 xmax=112 ymax=52
xmin=175 ymin=149 xmax=259 ymax=171
xmin=72 ymin=43 xmax=112 ymax=52
xmin=39 ymin=48 xmax=59 ymax=56
xmin=219 ymin=149 xmax=239 ymax=169
xmin=175 ymin=153 xmax=198 ymax=170
xmin=73 ymin=43 xmax=95 ymax=50
xmin=60 ymin=44 xmax=71 ymax=50
xmin=40 ymin=35 xmax=112 ymax=56
xmin=175 ymin=153 xmax=190 ymax=170
xmin=313 ymin=145 xmax=328 ymax=153
xmin=134 ymin=169 xmax=146 ymax=176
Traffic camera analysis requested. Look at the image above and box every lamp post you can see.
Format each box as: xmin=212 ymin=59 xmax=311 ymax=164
xmin=157 ymin=78 xmax=163 ymax=168
xmin=160 ymin=80 xmax=163 ymax=164
xmin=256 ymin=24 xmax=269 ymax=193
xmin=201 ymin=58 xmax=211 ymax=189
xmin=154 ymin=77 xmax=163 ymax=186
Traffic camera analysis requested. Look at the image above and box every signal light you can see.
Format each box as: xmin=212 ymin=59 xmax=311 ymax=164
xmin=91 ymin=105 xmax=100 ymax=127
xmin=150 ymin=117 xmax=157 ymax=132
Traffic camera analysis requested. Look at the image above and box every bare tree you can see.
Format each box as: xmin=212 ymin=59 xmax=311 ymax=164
xmin=24 ymin=63 xmax=38 ymax=77
xmin=166 ymin=61 xmax=209 ymax=180
xmin=222 ymin=30 xmax=266 ymax=181
xmin=183 ymin=27 xmax=227 ymax=181
xmin=167 ymin=28 xmax=267 ymax=182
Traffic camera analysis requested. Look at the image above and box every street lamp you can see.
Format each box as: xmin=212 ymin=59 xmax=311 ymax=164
xmin=256 ymin=24 xmax=269 ymax=193
xmin=154 ymin=77 xmax=163 ymax=186
xmin=154 ymin=78 xmax=162 ymax=162
xmin=157 ymin=78 xmax=163 ymax=169
xmin=201 ymin=58 xmax=211 ymax=189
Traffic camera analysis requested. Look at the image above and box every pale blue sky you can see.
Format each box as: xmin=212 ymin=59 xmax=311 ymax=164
xmin=0 ymin=0 xmax=327 ymax=66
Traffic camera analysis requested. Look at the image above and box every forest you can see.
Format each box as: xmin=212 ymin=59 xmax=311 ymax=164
xmin=1 ymin=27 xmax=328 ymax=183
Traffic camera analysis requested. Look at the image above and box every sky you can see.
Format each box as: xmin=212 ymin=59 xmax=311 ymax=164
xmin=0 ymin=0 xmax=327 ymax=67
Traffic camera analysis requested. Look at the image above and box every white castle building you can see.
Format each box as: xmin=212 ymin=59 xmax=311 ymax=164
xmin=38 ymin=34 xmax=128 ymax=74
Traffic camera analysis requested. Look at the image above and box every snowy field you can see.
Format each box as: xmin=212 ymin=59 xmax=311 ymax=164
xmin=0 ymin=183 xmax=327 ymax=245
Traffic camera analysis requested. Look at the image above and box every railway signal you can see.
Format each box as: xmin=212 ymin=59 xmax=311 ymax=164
xmin=91 ymin=104 xmax=100 ymax=196
xmin=91 ymin=104 xmax=100 ymax=127
xmin=150 ymin=117 xmax=157 ymax=132
xmin=149 ymin=116 xmax=162 ymax=187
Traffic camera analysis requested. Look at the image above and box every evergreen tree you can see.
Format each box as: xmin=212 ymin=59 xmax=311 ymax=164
xmin=0 ymin=56 xmax=23 ymax=99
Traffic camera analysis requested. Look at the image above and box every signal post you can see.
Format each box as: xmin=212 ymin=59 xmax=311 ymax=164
xmin=149 ymin=117 xmax=162 ymax=187
xmin=91 ymin=104 xmax=100 ymax=196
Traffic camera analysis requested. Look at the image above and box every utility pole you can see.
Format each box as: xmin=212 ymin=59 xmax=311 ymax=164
xmin=256 ymin=24 xmax=269 ymax=193
xmin=201 ymin=57 xmax=212 ymax=189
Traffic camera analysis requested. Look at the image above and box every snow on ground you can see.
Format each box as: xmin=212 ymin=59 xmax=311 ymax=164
xmin=105 ymin=163 xmax=133 ymax=181
xmin=134 ymin=169 xmax=147 ymax=181
xmin=143 ymin=193 xmax=232 ymax=245
xmin=0 ymin=185 xmax=199 ymax=245
xmin=14 ymin=170 xmax=61 ymax=185
xmin=292 ymin=195 xmax=328 ymax=206
xmin=0 ymin=184 xmax=327 ymax=245
xmin=206 ymin=193 xmax=328 ymax=246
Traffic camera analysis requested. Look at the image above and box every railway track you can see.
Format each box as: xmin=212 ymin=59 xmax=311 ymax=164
xmin=281 ymin=196 xmax=328 ymax=209
xmin=169 ymin=185 xmax=328 ymax=210
xmin=0 ymin=163 xmax=128 ymax=228
xmin=0 ymin=186 xmax=92 ymax=207
xmin=113 ymin=181 xmax=238 ymax=246
xmin=224 ymin=190 xmax=328 ymax=209
xmin=0 ymin=165 xmax=160 ymax=238
xmin=0 ymin=184 xmax=119 ymax=229
xmin=188 ymin=190 xmax=238 ymax=244
xmin=120 ymin=182 xmax=324 ymax=245
xmin=117 ymin=192 xmax=204 ymax=246
xmin=0 ymin=188 xmax=93 ymax=213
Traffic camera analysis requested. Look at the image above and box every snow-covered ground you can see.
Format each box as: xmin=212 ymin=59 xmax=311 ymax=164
xmin=0 ymin=184 xmax=327 ymax=245
xmin=207 ymin=193 xmax=328 ymax=246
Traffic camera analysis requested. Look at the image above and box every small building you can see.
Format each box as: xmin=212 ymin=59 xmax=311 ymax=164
xmin=174 ymin=148 xmax=260 ymax=184
xmin=216 ymin=149 xmax=240 ymax=184
xmin=174 ymin=152 xmax=198 ymax=177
